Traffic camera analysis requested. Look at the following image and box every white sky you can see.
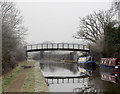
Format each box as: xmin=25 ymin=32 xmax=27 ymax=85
xmin=11 ymin=0 xmax=112 ymax=44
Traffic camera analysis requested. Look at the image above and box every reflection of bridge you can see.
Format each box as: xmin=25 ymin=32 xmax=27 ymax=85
xmin=26 ymin=43 xmax=90 ymax=52
xmin=45 ymin=75 xmax=88 ymax=84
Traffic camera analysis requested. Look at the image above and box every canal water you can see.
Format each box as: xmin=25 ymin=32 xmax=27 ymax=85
xmin=40 ymin=60 xmax=120 ymax=93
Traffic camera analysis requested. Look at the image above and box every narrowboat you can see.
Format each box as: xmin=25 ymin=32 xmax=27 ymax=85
xmin=100 ymin=58 xmax=120 ymax=69
xmin=77 ymin=56 xmax=96 ymax=66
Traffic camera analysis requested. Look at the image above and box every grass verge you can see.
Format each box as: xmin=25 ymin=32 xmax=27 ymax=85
xmin=34 ymin=61 xmax=49 ymax=92
xmin=2 ymin=61 xmax=28 ymax=92
xmin=22 ymin=60 xmax=49 ymax=92
xmin=21 ymin=61 xmax=35 ymax=92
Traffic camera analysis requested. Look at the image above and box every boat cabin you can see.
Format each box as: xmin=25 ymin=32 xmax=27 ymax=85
xmin=78 ymin=56 xmax=95 ymax=63
xmin=101 ymin=58 xmax=120 ymax=66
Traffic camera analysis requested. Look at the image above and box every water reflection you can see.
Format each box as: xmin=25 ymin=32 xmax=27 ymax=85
xmin=100 ymin=66 xmax=120 ymax=84
xmin=90 ymin=66 xmax=120 ymax=93
xmin=40 ymin=60 xmax=120 ymax=92
xmin=40 ymin=61 xmax=78 ymax=75
xmin=40 ymin=60 xmax=97 ymax=92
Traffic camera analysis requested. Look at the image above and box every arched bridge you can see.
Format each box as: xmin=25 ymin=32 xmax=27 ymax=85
xmin=26 ymin=43 xmax=90 ymax=52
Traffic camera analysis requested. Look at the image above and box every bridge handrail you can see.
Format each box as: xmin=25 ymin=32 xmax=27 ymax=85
xmin=26 ymin=43 xmax=89 ymax=52
xmin=27 ymin=43 xmax=86 ymax=46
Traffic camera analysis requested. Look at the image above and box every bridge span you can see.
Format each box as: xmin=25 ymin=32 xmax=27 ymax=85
xmin=26 ymin=43 xmax=90 ymax=52
xmin=26 ymin=43 xmax=90 ymax=60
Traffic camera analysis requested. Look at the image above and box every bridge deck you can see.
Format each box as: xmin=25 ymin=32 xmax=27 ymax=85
xmin=45 ymin=75 xmax=88 ymax=84
xmin=26 ymin=43 xmax=90 ymax=52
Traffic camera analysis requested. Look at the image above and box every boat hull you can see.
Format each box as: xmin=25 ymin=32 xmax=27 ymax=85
xmin=100 ymin=64 xmax=120 ymax=71
xmin=77 ymin=62 xmax=96 ymax=67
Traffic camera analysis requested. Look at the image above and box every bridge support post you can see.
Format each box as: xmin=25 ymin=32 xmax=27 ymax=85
xmin=63 ymin=43 xmax=64 ymax=49
xmin=68 ymin=44 xmax=69 ymax=49
xmin=26 ymin=51 xmax=28 ymax=61
xmin=41 ymin=44 xmax=43 ymax=49
xmin=31 ymin=45 xmax=32 ymax=50
xmin=57 ymin=44 xmax=59 ymax=49
xmin=47 ymin=44 xmax=48 ymax=49
xmin=52 ymin=44 xmax=53 ymax=48
xmin=88 ymin=50 xmax=91 ymax=55
xmin=37 ymin=44 xmax=38 ymax=49
xmin=78 ymin=44 xmax=80 ymax=49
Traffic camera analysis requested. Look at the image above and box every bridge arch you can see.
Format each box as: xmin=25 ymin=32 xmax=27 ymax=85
xmin=26 ymin=43 xmax=90 ymax=60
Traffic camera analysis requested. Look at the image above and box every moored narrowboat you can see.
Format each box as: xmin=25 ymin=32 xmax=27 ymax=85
xmin=100 ymin=58 xmax=120 ymax=68
xmin=77 ymin=56 xmax=96 ymax=66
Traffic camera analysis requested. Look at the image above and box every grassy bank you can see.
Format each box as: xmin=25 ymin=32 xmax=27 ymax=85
xmin=96 ymin=61 xmax=101 ymax=65
xmin=21 ymin=61 xmax=35 ymax=92
xmin=2 ymin=61 xmax=28 ymax=91
xmin=22 ymin=60 xmax=49 ymax=92
xmin=34 ymin=61 xmax=49 ymax=92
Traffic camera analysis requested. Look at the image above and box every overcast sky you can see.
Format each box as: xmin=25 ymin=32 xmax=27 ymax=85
xmin=11 ymin=0 xmax=112 ymax=44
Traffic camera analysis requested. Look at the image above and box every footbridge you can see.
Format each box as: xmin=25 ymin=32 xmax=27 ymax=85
xmin=26 ymin=43 xmax=90 ymax=52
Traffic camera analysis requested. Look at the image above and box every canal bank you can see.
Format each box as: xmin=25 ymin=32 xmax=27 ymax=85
xmin=22 ymin=60 xmax=49 ymax=92
xmin=2 ymin=60 xmax=48 ymax=92
xmin=34 ymin=60 xmax=49 ymax=92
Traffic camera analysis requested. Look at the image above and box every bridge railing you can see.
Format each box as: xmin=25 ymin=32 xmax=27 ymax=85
xmin=45 ymin=75 xmax=88 ymax=84
xmin=26 ymin=43 xmax=89 ymax=51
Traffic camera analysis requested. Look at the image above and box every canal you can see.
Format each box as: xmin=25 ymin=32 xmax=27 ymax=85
xmin=40 ymin=60 xmax=120 ymax=93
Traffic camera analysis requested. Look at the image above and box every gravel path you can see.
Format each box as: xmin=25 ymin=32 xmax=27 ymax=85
xmin=4 ymin=63 xmax=31 ymax=92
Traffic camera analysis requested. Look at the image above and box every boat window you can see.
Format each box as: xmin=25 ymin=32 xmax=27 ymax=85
xmin=104 ymin=60 xmax=106 ymax=64
xmin=102 ymin=60 xmax=104 ymax=64
xmin=78 ymin=57 xmax=86 ymax=62
xmin=109 ymin=60 xmax=111 ymax=64
xmin=109 ymin=76 xmax=111 ymax=80
xmin=88 ymin=57 xmax=91 ymax=61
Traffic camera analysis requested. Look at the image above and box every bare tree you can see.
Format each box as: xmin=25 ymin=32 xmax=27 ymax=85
xmin=111 ymin=0 xmax=120 ymax=12
xmin=73 ymin=10 xmax=115 ymax=43
xmin=2 ymin=1 xmax=26 ymax=41
xmin=111 ymin=0 xmax=120 ymax=24
xmin=1 ymin=1 xmax=26 ymax=74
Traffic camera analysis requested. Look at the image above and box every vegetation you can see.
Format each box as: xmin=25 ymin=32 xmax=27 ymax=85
xmin=104 ymin=22 xmax=120 ymax=57
xmin=74 ymin=1 xmax=120 ymax=60
xmin=22 ymin=61 xmax=35 ymax=92
xmin=90 ymin=23 xmax=120 ymax=60
xmin=34 ymin=61 xmax=49 ymax=92
xmin=1 ymin=1 xmax=26 ymax=74
xmin=73 ymin=10 xmax=114 ymax=43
